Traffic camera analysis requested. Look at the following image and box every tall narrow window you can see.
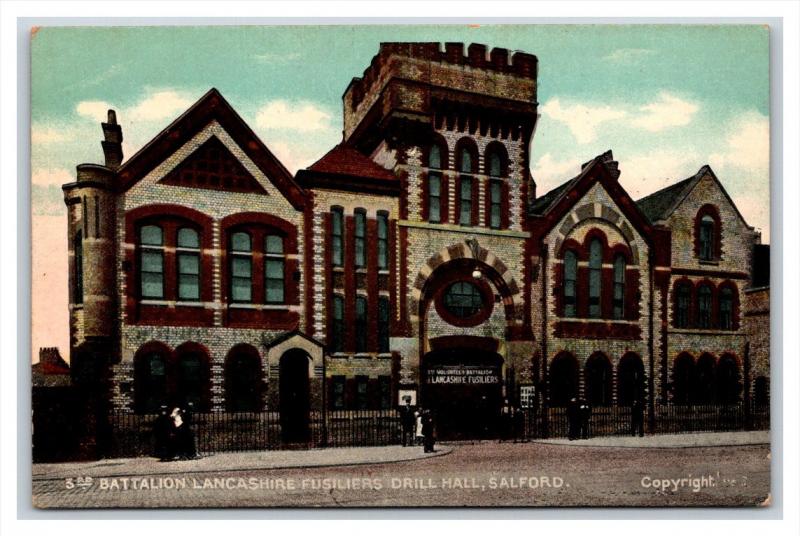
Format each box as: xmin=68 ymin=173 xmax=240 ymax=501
xmin=675 ymin=282 xmax=691 ymax=328
xmin=563 ymin=250 xmax=577 ymax=317
xmin=377 ymin=211 xmax=389 ymax=270
xmin=230 ymin=231 xmax=252 ymax=302
xmin=355 ymin=375 xmax=369 ymax=409
xmin=331 ymin=207 xmax=344 ymax=267
xmin=588 ymin=239 xmax=602 ymax=318
xmin=699 ymin=215 xmax=715 ymax=261
xmin=177 ymin=227 xmax=200 ymax=301
xmin=489 ymin=180 xmax=502 ymax=229
xmin=488 ymin=151 xmax=502 ymax=178
xmin=459 ymin=177 xmax=472 ymax=225
xmin=355 ymin=296 xmax=368 ymax=352
xmin=378 ymin=296 xmax=390 ymax=353
xmin=74 ymin=230 xmax=83 ymax=305
xmin=428 ymin=145 xmax=442 ymax=223
xmin=139 ymin=224 xmax=164 ymax=299
xmin=613 ymin=254 xmax=626 ymax=320
xmin=264 ymin=234 xmax=285 ymax=304
xmin=458 ymin=146 xmax=474 ymax=226
xmin=697 ymin=284 xmax=713 ymax=328
xmin=331 ymin=375 xmax=346 ymax=410
xmin=331 ymin=295 xmax=345 ymax=353
xmin=378 ymin=376 xmax=392 ymax=409
xmin=354 ymin=209 xmax=366 ymax=268
xmin=719 ymin=287 xmax=734 ymax=330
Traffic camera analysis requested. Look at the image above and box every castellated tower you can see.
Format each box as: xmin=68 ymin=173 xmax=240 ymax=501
xmin=62 ymin=110 xmax=121 ymax=385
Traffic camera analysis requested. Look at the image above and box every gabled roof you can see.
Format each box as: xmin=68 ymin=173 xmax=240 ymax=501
xmin=308 ymin=144 xmax=397 ymax=182
xmin=528 ymin=150 xmax=657 ymax=249
xmin=635 ymin=165 xmax=752 ymax=228
xmin=116 ymin=88 xmax=306 ymax=209
xmin=296 ymin=143 xmax=400 ymax=196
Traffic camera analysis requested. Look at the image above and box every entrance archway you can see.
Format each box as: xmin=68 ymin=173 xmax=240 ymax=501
xmin=421 ymin=340 xmax=503 ymax=440
xmin=279 ymin=350 xmax=311 ymax=443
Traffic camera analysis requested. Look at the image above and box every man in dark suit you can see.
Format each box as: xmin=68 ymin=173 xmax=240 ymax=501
xmin=631 ymin=398 xmax=645 ymax=437
xmin=399 ymin=396 xmax=415 ymax=447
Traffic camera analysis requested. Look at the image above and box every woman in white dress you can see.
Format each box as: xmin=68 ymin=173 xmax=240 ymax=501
xmin=414 ymin=408 xmax=424 ymax=445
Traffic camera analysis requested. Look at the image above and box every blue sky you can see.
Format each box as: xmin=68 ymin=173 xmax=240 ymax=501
xmin=31 ymin=24 xmax=769 ymax=237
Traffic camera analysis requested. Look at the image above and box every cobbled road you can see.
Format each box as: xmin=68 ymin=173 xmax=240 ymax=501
xmin=32 ymin=441 xmax=770 ymax=508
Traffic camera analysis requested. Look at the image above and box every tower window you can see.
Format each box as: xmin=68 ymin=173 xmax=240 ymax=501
xmin=354 ymin=209 xmax=366 ymax=268
xmin=699 ymin=215 xmax=716 ymax=261
xmin=377 ymin=211 xmax=389 ymax=270
xmin=489 ymin=180 xmax=502 ymax=229
xmin=331 ymin=207 xmax=344 ymax=267
xmin=73 ymin=230 xmax=83 ymax=305
xmin=427 ymin=144 xmax=443 ymax=223
xmin=331 ymin=294 xmax=344 ymax=352
xmin=459 ymin=177 xmax=472 ymax=226
xmin=443 ymin=281 xmax=483 ymax=318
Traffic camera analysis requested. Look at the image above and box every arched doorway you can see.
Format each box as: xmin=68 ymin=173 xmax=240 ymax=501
xmin=279 ymin=349 xmax=311 ymax=443
xmin=695 ymin=353 xmax=717 ymax=404
xmin=716 ymin=354 xmax=741 ymax=404
xmin=549 ymin=352 xmax=579 ymax=407
xmin=225 ymin=344 xmax=263 ymax=412
xmin=617 ymin=353 xmax=645 ymax=406
xmin=585 ymin=353 xmax=612 ymax=406
xmin=421 ymin=343 xmax=503 ymax=440
xmin=672 ymin=353 xmax=695 ymax=404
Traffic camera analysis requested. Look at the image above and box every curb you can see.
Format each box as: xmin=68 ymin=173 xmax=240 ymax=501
xmin=32 ymin=446 xmax=453 ymax=482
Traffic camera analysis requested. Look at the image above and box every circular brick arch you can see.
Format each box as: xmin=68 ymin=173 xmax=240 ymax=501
xmin=410 ymin=240 xmax=523 ymax=327
xmin=555 ymin=204 xmax=641 ymax=265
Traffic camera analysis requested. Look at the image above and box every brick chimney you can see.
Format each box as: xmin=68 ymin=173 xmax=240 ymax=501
xmin=101 ymin=109 xmax=123 ymax=170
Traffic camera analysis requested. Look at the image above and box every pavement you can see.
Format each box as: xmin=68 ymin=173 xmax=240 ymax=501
xmin=533 ymin=430 xmax=770 ymax=448
xmin=32 ymin=444 xmax=452 ymax=481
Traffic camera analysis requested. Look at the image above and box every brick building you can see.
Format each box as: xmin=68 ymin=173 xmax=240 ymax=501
xmin=62 ymin=42 xmax=768 ymax=441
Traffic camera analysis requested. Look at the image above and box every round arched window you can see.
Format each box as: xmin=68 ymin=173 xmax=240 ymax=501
xmin=443 ymin=281 xmax=484 ymax=318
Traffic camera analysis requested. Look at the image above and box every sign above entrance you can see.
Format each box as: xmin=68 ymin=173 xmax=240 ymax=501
xmin=426 ymin=365 xmax=501 ymax=385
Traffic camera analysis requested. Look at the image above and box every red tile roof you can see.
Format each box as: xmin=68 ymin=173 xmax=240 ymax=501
xmin=308 ymin=144 xmax=397 ymax=181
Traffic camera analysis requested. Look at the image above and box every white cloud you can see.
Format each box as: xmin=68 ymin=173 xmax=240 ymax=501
xmin=532 ymin=153 xmax=582 ymax=191
xmin=255 ymin=100 xmax=333 ymax=132
xmin=603 ymin=48 xmax=654 ymax=64
xmin=709 ymin=111 xmax=769 ymax=175
xmin=76 ymin=100 xmax=112 ymax=123
xmin=630 ymin=92 xmax=699 ymax=132
xmin=540 ymin=98 xmax=626 ymax=144
xmin=126 ymin=90 xmax=194 ymax=122
xmin=618 ymin=149 xmax=703 ymax=199
xmin=31 ymin=126 xmax=66 ymax=144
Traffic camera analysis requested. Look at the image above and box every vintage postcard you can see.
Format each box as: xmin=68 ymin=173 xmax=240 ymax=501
xmin=30 ymin=24 xmax=771 ymax=508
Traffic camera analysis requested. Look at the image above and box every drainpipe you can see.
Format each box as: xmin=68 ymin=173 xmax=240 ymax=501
xmin=540 ymin=244 xmax=549 ymax=438
xmin=647 ymin=250 xmax=656 ymax=432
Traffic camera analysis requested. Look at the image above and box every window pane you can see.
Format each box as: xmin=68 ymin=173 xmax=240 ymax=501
xmin=266 ymin=279 xmax=284 ymax=303
xmin=429 ymin=175 xmax=440 ymax=196
xmin=460 ymin=178 xmax=472 ymax=225
xmin=177 ymin=227 xmax=199 ymax=248
xmin=265 ymin=235 xmax=283 ymax=255
xmin=489 ymin=152 xmax=501 ymax=177
xmin=265 ymin=258 xmax=283 ymax=279
xmin=140 ymin=225 xmax=162 ymax=246
xmin=179 ymin=275 xmax=200 ymax=300
xmin=429 ymin=145 xmax=441 ymax=169
xmin=564 ymin=251 xmax=577 ymax=280
xmin=141 ymin=272 xmax=164 ymax=298
xmin=460 ymin=150 xmax=472 ymax=173
xmin=232 ymin=257 xmax=252 ymax=277
xmin=141 ymin=251 xmax=163 ymax=272
xmin=231 ymin=231 xmax=251 ymax=252
xmin=377 ymin=213 xmax=388 ymax=239
xmin=178 ymin=253 xmax=199 ymax=275
xmin=332 ymin=236 xmax=343 ymax=267
xmin=331 ymin=209 xmax=343 ymax=235
xmin=231 ymin=277 xmax=251 ymax=302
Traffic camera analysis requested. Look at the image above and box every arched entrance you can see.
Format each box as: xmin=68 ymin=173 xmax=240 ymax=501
xmin=421 ymin=340 xmax=503 ymax=440
xmin=279 ymin=350 xmax=310 ymax=443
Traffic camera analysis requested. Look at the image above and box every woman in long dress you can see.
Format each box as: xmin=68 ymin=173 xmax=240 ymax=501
xmin=414 ymin=408 xmax=424 ymax=445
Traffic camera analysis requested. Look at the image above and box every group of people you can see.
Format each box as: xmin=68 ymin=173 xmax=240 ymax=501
xmin=153 ymin=405 xmax=199 ymax=461
xmin=400 ymin=399 xmax=436 ymax=453
xmin=566 ymin=398 xmax=592 ymax=440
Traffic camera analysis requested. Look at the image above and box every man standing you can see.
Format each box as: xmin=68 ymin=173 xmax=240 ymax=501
xmin=422 ymin=410 xmax=435 ymax=453
xmin=631 ymin=398 xmax=645 ymax=437
xmin=399 ymin=396 xmax=415 ymax=447
xmin=579 ymin=399 xmax=591 ymax=439
xmin=499 ymin=399 xmax=513 ymax=442
xmin=566 ymin=398 xmax=579 ymax=440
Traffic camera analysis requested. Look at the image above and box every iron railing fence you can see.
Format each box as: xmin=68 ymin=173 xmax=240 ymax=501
xmin=106 ymin=402 xmax=769 ymax=458
xmin=108 ymin=409 xmax=402 ymax=458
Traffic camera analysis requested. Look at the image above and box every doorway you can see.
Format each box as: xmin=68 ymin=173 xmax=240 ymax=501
xmin=279 ymin=350 xmax=310 ymax=443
